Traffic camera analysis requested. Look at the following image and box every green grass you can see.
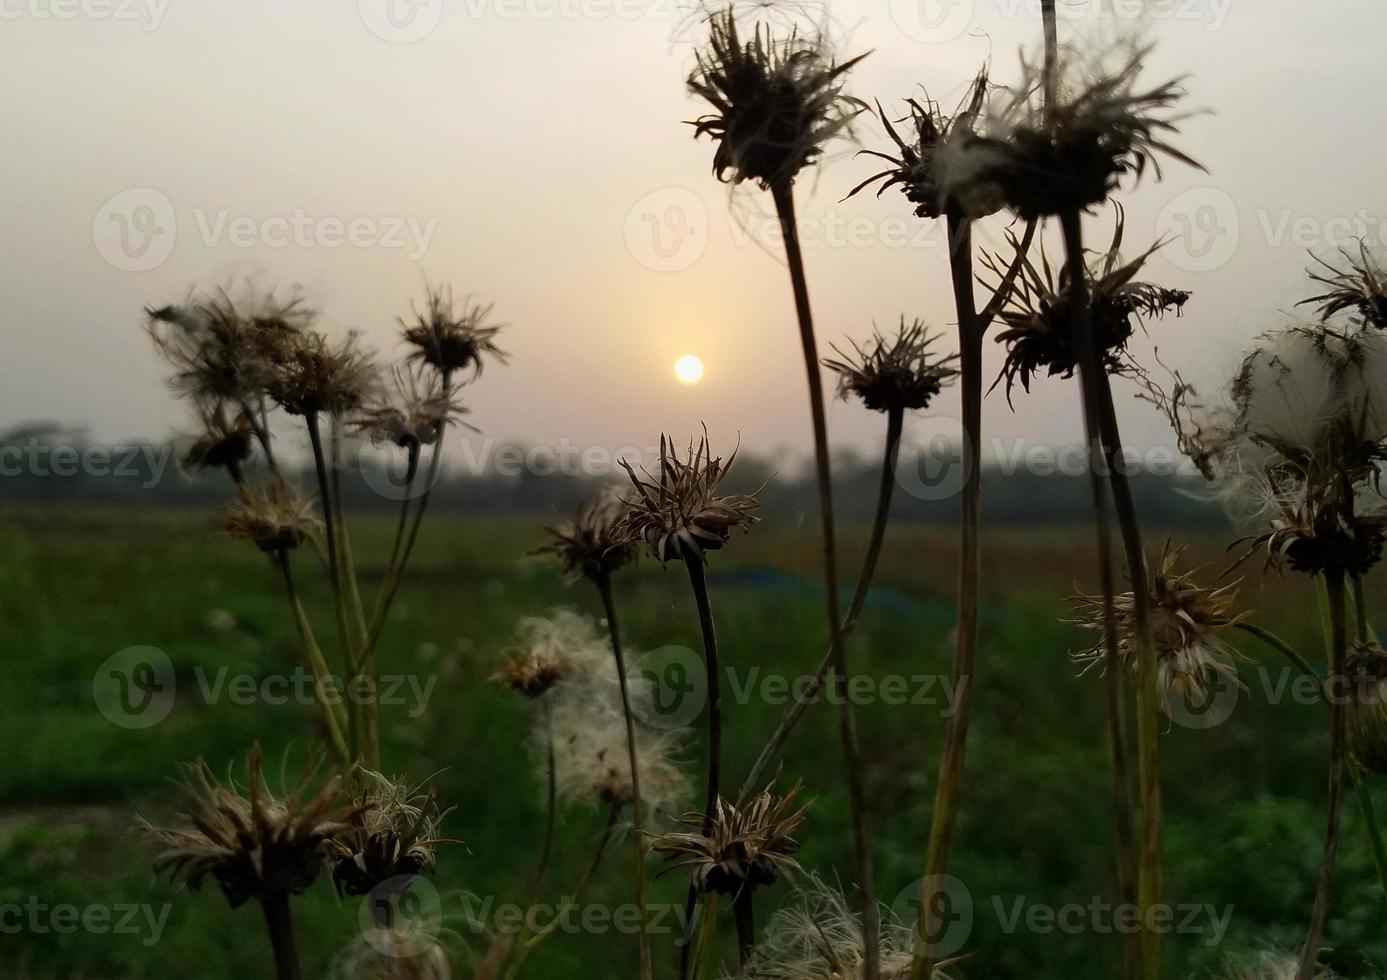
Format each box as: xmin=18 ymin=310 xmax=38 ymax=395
xmin=2 ymin=504 xmax=1386 ymax=978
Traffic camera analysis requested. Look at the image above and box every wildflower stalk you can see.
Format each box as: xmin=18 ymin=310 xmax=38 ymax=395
xmin=274 ymin=551 xmax=350 ymax=762
xmin=740 ymin=404 xmax=904 ymax=795
xmin=1298 ymin=570 xmax=1349 ymax=980
xmin=771 ymin=178 xmax=880 ymax=980
xmin=596 ymin=572 xmax=654 ymax=980
xmin=733 ymin=885 xmax=757 ymax=966
xmin=260 ymin=893 xmax=301 ymax=980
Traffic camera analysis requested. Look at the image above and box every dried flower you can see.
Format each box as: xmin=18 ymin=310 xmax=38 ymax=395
xmin=400 ymin=285 xmax=507 ymax=380
xmin=494 ymin=611 xmax=604 ymax=699
xmin=617 ymin=432 xmax=760 ymax=562
xmin=140 ymin=745 xmax=351 ymax=908
xmin=653 ymin=782 xmax=807 ymax=896
xmin=985 ymin=208 xmax=1189 ymax=403
xmin=848 ymin=70 xmax=999 ymax=220
xmin=536 ymin=492 xmax=638 ymax=584
xmin=352 ymin=364 xmax=468 ymax=449
xmin=1216 ymin=952 xmax=1338 ymax=980
xmin=823 ymin=318 xmax=959 ymax=413
xmin=331 ymin=772 xmax=457 ymax=897
xmin=1303 ymin=242 xmax=1387 ymax=329
xmin=265 ymin=330 xmax=378 ymax=417
xmin=1073 ymin=541 xmax=1246 ymax=714
xmin=550 ymin=689 xmax=688 ymax=814
xmin=225 ymin=477 xmax=320 ymax=553
xmin=181 ymin=403 xmax=255 ymax=474
xmin=971 ymin=39 xmax=1199 ymax=219
xmin=687 ymin=6 xmax=866 ymax=190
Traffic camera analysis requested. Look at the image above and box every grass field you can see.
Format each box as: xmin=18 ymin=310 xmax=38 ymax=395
xmin=3 ymin=504 xmax=1386 ymax=978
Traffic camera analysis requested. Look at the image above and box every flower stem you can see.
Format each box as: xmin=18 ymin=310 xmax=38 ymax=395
xmin=740 ymin=406 xmax=904 ymax=797
xmin=260 ymin=893 xmax=301 ymax=980
xmin=772 ymin=178 xmax=879 ymax=980
xmin=597 ymin=572 xmax=653 ymax=980
xmin=275 ymin=551 xmax=350 ymax=762
xmin=1298 ymin=569 xmax=1349 ymax=979
xmin=733 ymin=886 xmax=757 ymax=967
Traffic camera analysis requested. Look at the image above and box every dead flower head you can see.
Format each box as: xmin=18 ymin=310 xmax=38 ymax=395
xmin=617 ymin=432 xmax=760 ymax=562
xmin=688 ymin=6 xmax=866 ymax=190
xmin=987 ymin=207 xmax=1189 ymax=403
xmin=226 ymin=477 xmax=320 ymax=554
xmin=823 ymin=318 xmax=959 ymax=414
xmin=654 ymin=781 xmax=808 ymax=896
xmin=265 ymin=330 xmax=378 ymax=417
xmin=1303 ymin=242 xmax=1387 ymax=330
xmin=181 ymin=402 xmax=255 ymax=475
xmin=537 ymin=491 xmax=638 ymax=584
xmin=352 ymin=364 xmax=468 ymax=450
xmin=400 ymin=285 xmax=507 ymax=380
xmin=331 ymin=771 xmax=458 ymax=897
xmin=494 ymin=610 xmax=607 ymax=700
xmin=976 ymin=39 xmax=1199 ymax=219
xmin=849 ymin=69 xmax=1000 ymax=220
xmin=1072 ymin=541 xmax=1245 ymax=714
xmin=140 ymin=744 xmax=352 ymax=908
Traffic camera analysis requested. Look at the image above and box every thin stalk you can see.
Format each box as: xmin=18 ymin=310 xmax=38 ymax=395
xmin=1353 ymin=575 xmax=1372 ymax=645
xmin=733 ymin=887 xmax=756 ymax=967
xmin=1061 ymin=207 xmax=1160 ymax=980
xmin=771 ymin=178 xmax=879 ymax=980
xmin=1297 ymin=569 xmax=1348 ymax=980
xmin=276 ymin=551 xmax=350 ymax=762
xmin=331 ymin=419 xmax=375 ymax=769
xmin=597 ymin=572 xmax=653 ymax=980
xmin=740 ymin=406 xmax=904 ymax=796
xmin=529 ymin=698 xmax=558 ymax=908
xmin=239 ymin=395 xmax=279 ymax=475
xmin=260 ymin=893 xmax=301 ymax=980
xmin=690 ymin=894 xmax=720 ymax=980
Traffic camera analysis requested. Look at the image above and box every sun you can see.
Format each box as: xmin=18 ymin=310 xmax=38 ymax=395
xmin=674 ymin=354 xmax=705 ymax=385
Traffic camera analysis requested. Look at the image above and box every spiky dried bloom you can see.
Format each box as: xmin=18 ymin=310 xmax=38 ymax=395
xmin=146 ymin=286 xmax=314 ymax=405
xmin=400 ymin=285 xmax=507 ymax=379
xmin=849 ymin=70 xmax=1001 ymax=220
xmin=654 ymin=782 xmax=808 ymax=896
xmin=738 ymin=875 xmax=959 ymax=980
xmin=265 ymin=329 xmax=378 ymax=417
xmin=140 ymin=745 xmax=352 ymax=908
xmin=1345 ymin=642 xmax=1387 ymax=777
xmin=1072 ymin=541 xmax=1246 ymax=715
xmin=967 ymin=40 xmax=1199 ymax=219
xmin=823 ymin=318 xmax=959 ymax=413
xmin=985 ymin=209 xmax=1189 ymax=403
xmin=551 ymin=698 xmax=688 ymax=813
xmin=1303 ymin=242 xmax=1387 ymax=329
xmin=181 ymin=403 xmax=255 ymax=474
xmin=536 ymin=492 xmax=638 ymax=584
xmin=687 ymin=6 xmax=866 ymax=190
xmin=493 ymin=610 xmax=605 ymax=699
xmin=617 ymin=433 xmax=760 ymax=562
xmin=331 ymin=772 xmax=458 ymax=897
xmin=225 ymin=477 xmax=320 ymax=553
xmin=352 ymin=364 xmax=467 ymax=450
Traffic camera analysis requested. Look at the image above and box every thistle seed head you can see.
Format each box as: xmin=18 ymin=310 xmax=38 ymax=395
xmin=181 ymin=402 xmax=255 ymax=474
xmin=225 ymin=477 xmax=320 ymax=554
xmin=536 ymin=492 xmax=638 ymax=584
xmin=823 ymin=318 xmax=959 ymax=414
xmin=688 ymin=6 xmax=866 ymax=190
xmin=400 ymin=285 xmax=507 ymax=380
xmin=352 ymin=364 xmax=467 ymax=450
xmin=617 ymin=431 xmax=760 ymax=562
xmin=331 ymin=772 xmax=458 ymax=897
xmin=265 ymin=329 xmax=378 ymax=417
xmin=1303 ymin=242 xmax=1387 ymax=330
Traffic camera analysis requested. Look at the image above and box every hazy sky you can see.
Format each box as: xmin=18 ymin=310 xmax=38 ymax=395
xmin=4 ymin=0 xmax=1384 ymax=470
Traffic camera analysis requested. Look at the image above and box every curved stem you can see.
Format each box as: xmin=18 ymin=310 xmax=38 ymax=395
xmin=276 ymin=551 xmax=350 ymax=762
xmin=528 ymin=698 xmax=558 ymax=909
xmin=740 ymin=406 xmax=904 ymax=796
xmin=597 ymin=573 xmax=653 ymax=980
xmin=771 ymin=178 xmax=879 ymax=980
xmin=260 ymin=893 xmax=301 ymax=980
xmin=733 ymin=887 xmax=757 ymax=967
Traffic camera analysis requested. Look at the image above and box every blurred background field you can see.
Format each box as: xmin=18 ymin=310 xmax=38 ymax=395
xmin=4 ymin=500 xmax=1387 ymax=979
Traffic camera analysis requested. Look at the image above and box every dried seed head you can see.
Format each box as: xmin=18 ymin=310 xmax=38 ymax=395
xmin=493 ymin=611 xmax=606 ymax=699
xmin=849 ymin=70 xmax=999 ymax=220
xmin=653 ymin=781 xmax=808 ymax=896
xmin=1072 ymin=541 xmax=1246 ymax=715
xmin=333 ymin=930 xmax=452 ymax=980
xmin=1303 ymin=242 xmax=1387 ymax=330
xmin=139 ymin=745 xmax=352 ymax=908
xmin=400 ymin=285 xmax=507 ymax=380
xmin=225 ymin=477 xmax=320 ymax=553
xmin=823 ymin=318 xmax=959 ymax=413
xmin=688 ymin=6 xmax=867 ymax=190
xmin=266 ymin=330 xmax=378 ymax=417
xmin=536 ymin=492 xmax=638 ymax=584
xmin=986 ymin=206 xmax=1188 ymax=404
xmin=181 ymin=403 xmax=255 ymax=474
xmin=331 ymin=772 xmax=458 ymax=897
xmin=1216 ymin=953 xmax=1338 ymax=980
xmin=617 ymin=432 xmax=760 ymax=562
xmin=352 ymin=364 xmax=468 ymax=450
